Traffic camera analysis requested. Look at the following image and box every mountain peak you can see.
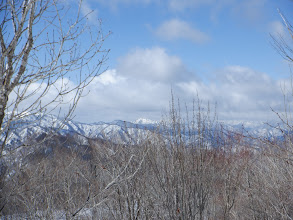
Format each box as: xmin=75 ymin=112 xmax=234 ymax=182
xmin=134 ymin=118 xmax=158 ymax=125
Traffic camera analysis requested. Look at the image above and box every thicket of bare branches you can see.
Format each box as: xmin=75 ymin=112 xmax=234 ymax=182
xmin=1 ymin=97 xmax=291 ymax=220
xmin=2 ymin=2 xmax=293 ymax=220
xmin=0 ymin=96 xmax=293 ymax=219
xmin=0 ymin=0 xmax=110 ymax=156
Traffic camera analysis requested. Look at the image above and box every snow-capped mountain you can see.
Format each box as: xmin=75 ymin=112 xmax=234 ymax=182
xmin=134 ymin=118 xmax=158 ymax=125
xmin=2 ymin=114 xmax=159 ymax=148
xmin=221 ymin=120 xmax=282 ymax=138
xmin=1 ymin=114 xmax=284 ymax=149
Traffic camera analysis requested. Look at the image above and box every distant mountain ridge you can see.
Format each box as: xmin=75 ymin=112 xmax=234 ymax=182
xmin=1 ymin=114 xmax=283 ymax=149
xmin=2 ymin=114 xmax=159 ymax=148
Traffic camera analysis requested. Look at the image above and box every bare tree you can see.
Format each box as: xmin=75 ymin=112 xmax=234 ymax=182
xmin=0 ymin=0 xmax=110 ymax=156
xmin=271 ymin=9 xmax=293 ymax=63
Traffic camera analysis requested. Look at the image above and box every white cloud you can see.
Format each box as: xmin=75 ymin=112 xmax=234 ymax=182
xmin=74 ymin=47 xmax=196 ymax=122
xmin=81 ymin=0 xmax=268 ymax=26
xmin=94 ymin=69 xmax=124 ymax=86
xmin=231 ymin=0 xmax=266 ymax=23
xmin=76 ymin=70 xmax=172 ymax=122
xmin=154 ymin=19 xmax=210 ymax=44
xmin=269 ymin=21 xmax=286 ymax=37
xmin=80 ymin=1 xmax=99 ymax=23
xmin=74 ymin=59 xmax=287 ymax=123
xmin=179 ymin=65 xmax=286 ymax=121
xmin=117 ymin=47 xmax=193 ymax=82
xmin=167 ymin=0 xmax=266 ymax=24
xmin=96 ymin=0 xmax=152 ymax=4
xmin=168 ymin=0 xmax=214 ymax=11
xmin=10 ymin=47 xmax=289 ymax=123
xmin=91 ymin=0 xmax=153 ymax=11
xmin=84 ymin=0 xmax=266 ymax=24
xmin=8 ymin=78 xmax=78 ymax=117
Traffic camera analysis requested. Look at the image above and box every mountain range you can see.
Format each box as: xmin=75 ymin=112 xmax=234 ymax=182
xmin=2 ymin=113 xmax=283 ymax=149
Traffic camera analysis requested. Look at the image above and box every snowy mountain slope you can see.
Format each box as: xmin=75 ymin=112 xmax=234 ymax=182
xmin=221 ymin=120 xmax=282 ymax=138
xmin=1 ymin=114 xmax=159 ymax=148
xmin=1 ymin=113 xmax=284 ymax=149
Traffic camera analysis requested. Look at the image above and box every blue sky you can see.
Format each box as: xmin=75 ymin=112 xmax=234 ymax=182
xmin=54 ymin=0 xmax=293 ymax=123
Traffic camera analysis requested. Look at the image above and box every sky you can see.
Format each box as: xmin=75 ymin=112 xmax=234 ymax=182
xmin=68 ymin=0 xmax=293 ymax=123
xmin=18 ymin=0 xmax=293 ymax=123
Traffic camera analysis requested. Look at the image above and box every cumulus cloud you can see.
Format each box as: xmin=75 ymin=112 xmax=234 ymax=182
xmin=178 ymin=65 xmax=286 ymax=121
xmin=7 ymin=78 xmax=79 ymax=118
xmin=154 ymin=19 xmax=210 ymax=44
xmin=75 ymin=56 xmax=287 ymax=123
xmin=76 ymin=69 xmax=171 ymax=122
xmin=94 ymin=69 xmax=124 ymax=86
xmin=117 ymin=47 xmax=193 ymax=82
xmin=11 ymin=47 xmax=289 ymax=123
xmin=74 ymin=47 xmax=196 ymax=122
